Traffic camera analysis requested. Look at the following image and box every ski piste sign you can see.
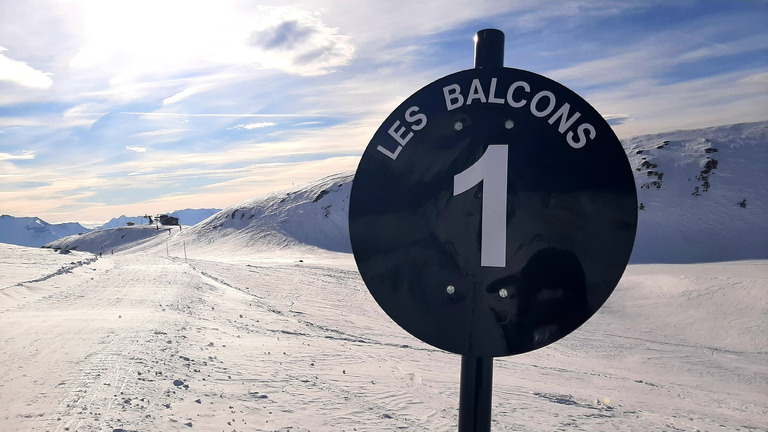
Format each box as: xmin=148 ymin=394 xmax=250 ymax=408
xmin=349 ymin=66 xmax=637 ymax=357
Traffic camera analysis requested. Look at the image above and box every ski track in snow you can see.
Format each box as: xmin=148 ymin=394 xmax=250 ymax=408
xmin=0 ymin=243 xmax=766 ymax=431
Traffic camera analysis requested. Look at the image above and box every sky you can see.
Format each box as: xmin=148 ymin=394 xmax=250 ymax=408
xmin=0 ymin=0 xmax=766 ymax=224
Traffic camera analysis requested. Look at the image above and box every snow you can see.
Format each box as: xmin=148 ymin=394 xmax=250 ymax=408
xmin=0 ymin=243 xmax=96 ymax=296
xmin=0 ymin=245 xmax=765 ymax=431
xmin=150 ymin=173 xmax=354 ymax=262
xmin=1 ymin=121 xmax=767 ymax=431
xmin=627 ymin=121 xmax=768 ymax=263
xmin=44 ymin=225 xmax=177 ymax=255
xmin=97 ymin=209 xmax=220 ymax=230
xmin=188 ymin=173 xmax=352 ymax=252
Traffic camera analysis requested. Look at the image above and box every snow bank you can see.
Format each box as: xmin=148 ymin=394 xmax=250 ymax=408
xmin=0 ymin=243 xmax=95 ymax=289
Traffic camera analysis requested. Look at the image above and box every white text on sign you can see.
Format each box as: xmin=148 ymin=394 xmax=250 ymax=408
xmin=376 ymin=106 xmax=427 ymax=160
xmin=376 ymin=77 xmax=595 ymax=160
xmin=443 ymin=78 xmax=595 ymax=149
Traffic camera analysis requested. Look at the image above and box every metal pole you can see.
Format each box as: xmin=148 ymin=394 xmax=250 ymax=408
xmin=458 ymin=356 xmax=493 ymax=431
xmin=474 ymin=29 xmax=505 ymax=69
xmin=456 ymin=28 xmax=505 ymax=432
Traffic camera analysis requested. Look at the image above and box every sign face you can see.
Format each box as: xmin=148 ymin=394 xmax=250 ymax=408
xmin=349 ymin=67 xmax=637 ymax=357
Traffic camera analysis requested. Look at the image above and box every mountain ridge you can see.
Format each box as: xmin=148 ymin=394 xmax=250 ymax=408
xmin=32 ymin=121 xmax=768 ymax=263
xmin=0 ymin=215 xmax=91 ymax=248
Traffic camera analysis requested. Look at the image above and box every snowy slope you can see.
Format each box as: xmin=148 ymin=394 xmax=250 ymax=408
xmin=0 ymin=242 xmax=765 ymax=431
xmin=0 ymin=243 xmax=96 ymax=292
xmin=180 ymin=173 xmax=353 ymax=254
xmin=0 ymin=215 xmax=90 ymax=247
xmin=626 ymin=121 xmax=767 ymax=263
xmin=43 ymin=225 xmax=175 ymax=254
xmin=96 ymin=209 xmax=220 ymax=229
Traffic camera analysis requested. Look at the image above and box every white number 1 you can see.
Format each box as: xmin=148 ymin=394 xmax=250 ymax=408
xmin=453 ymin=145 xmax=508 ymax=267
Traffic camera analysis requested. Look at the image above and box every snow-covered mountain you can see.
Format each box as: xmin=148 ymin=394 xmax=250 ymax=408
xmin=182 ymin=173 xmax=352 ymax=254
xmin=40 ymin=121 xmax=766 ymax=263
xmin=41 ymin=174 xmax=351 ymax=256
xmin=0 ymin=215 xmax=90 ymax=247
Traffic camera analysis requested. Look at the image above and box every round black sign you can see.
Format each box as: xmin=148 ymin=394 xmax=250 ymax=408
xmin=349 ymin=67 xmax=637 ymax=357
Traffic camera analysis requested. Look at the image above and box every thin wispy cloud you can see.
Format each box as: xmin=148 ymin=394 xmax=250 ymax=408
xmin=133 ymin=129 xmax=187 ymax=138
xmin=125 ymin=146 xmax=150 ymax=153
xmin=121 ymin=112 xmax=329 ymax=118
xmin=235 ymin=122 xmax=278 ymax=130
xmin=0 ymin=150 xmax=35 ymax=161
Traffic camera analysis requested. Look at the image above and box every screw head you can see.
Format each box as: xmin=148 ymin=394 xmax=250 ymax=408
xmin=498 ymin=288 xmax=509 ymax=298
xmin=446 ymin=285 xmax=455 ymax=295
xmin=453 ymin=121 xmax=463 ymax=131
xmin=505 ymin=119 xmax=514 ymax=129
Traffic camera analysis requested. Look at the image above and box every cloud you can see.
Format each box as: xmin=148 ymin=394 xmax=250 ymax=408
xmin=195 ymin=156 xmax=360 ymax=196
xmin=66 ymin=2 xmax=355 ymax=91
xmin=511 ymin=0 xmax=651 ymax=29
xmin=547 ymin=50 xmax=660 ymax=89
xmin=121 ymin=112 xmax=322 ymax=119
xmin=133 ymin=129 xmax=187 ymax=138
xmin=587 ymin=68 xmax=768 ymax=137
xmin=0 ymin=150 xmax=35 ymax=161
xmin=163 ymin=83 xmax=215 ymax=106
xmin=546 ymin=18 xmax=768 ymax=91
xmin=126 ymin=146 xmax=150 ymax=153
xmin=248 ymin=20 xmax=316 ymax=51
xmin=245 ymin=7 xmax=355 ymax=75
xmin=235 ymin=122 xmax=277 ymax=130
xmin=0 ymin=47 xmax=53 ymax=89
xmin=63 ymin=103 xmax=108 ymax=127
xmin=603 ymin=114 xmax=631 ymax=126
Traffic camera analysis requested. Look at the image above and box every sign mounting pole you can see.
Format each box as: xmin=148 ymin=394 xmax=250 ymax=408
xmin=457 ymin=28 xmax=505 ymax=432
